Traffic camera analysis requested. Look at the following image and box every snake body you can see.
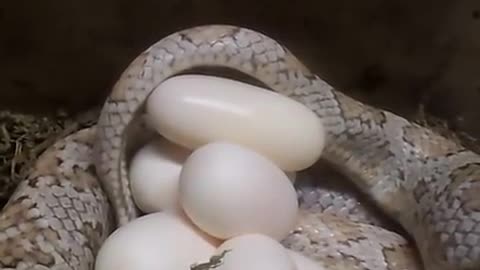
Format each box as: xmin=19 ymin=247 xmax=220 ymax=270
xmin=0 ymin=127 xmax=113 ymax=269
xmin=0 ymin=25 xmax=478 ymax=270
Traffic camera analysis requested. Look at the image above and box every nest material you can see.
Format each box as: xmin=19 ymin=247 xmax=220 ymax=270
xmin=0 ymin=109 xmax=99 ymax=207
xmin=415 ymin=104 xmax=480 ymax=154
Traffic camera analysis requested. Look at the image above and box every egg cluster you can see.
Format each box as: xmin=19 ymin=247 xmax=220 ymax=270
xmin=95 ymin=75 xmax=326 ymax=270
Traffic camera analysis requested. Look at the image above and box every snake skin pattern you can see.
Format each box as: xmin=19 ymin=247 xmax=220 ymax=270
xmin=283 ymin=209 xmax=422 ymax=270
xmin=0 ymin=24 xmax=479 ymax=270
xmin=0 ymin=127 xmax=113 ymax=269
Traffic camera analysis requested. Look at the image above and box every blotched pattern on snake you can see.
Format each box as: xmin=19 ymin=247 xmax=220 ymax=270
xmin=0 ymin=25 xmax=478 ymax=270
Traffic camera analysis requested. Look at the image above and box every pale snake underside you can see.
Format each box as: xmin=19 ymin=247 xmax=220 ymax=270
xmin=0 ymin=25 xmax=478 ymax=270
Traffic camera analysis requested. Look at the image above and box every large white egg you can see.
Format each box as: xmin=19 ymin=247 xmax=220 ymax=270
xmin=179 ymin=142 xmax=298 ymax=240
xmin=95 ymin=212 xmax=219 ymax=270
xmin=129 ymin=137 xmax=191 ymax=213
xmin=210 ymin=233 xmax=296 ymax=270
xmin=146 ymin=74 xmax=325 ymax=172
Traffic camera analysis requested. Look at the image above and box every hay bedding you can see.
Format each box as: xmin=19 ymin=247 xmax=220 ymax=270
xmin=0 ymin=108 xmax=99 ymax=207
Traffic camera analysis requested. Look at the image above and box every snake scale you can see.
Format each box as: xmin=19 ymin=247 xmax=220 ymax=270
xmin=0 ymin=24 xmax=478 ymax=270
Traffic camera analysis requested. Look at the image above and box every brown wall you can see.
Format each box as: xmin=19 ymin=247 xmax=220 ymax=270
xmin=1 ymin=0 xmax=479 ymax=137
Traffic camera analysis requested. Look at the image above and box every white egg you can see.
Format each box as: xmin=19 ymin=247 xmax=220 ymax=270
xmin=211 ymin=233 xmax=296 ymax=270
xmin=129 ymin=137 xmax=191 ymax=213
xmin=288 ymin=251 xmax=327 ymax=270
xmin=179 ymin=142 xmax=299 ymax=240
xmin=95 ymin=212 xmax=219 ymax=270
xmin=146 ymin=74 xmax=325 ymax=172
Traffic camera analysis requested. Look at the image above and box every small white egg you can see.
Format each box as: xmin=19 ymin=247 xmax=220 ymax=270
xmin=129 ymin=137 xmax=191 ymax=213
xmin=95 ymin=212 xmax=219 ymax=270
xmin=211 ymin=233 xmax=296 ymax=270
xmin=288 ymin=251 xmax=327 ymax=270
xmin=179 ymin=142 xmax=299 ymax=240
xmin=146 ymin=74 xmax=325 ymax=172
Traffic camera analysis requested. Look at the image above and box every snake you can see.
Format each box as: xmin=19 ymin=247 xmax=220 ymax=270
xmin=0 ymin=24 xmax=478 ymax=270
